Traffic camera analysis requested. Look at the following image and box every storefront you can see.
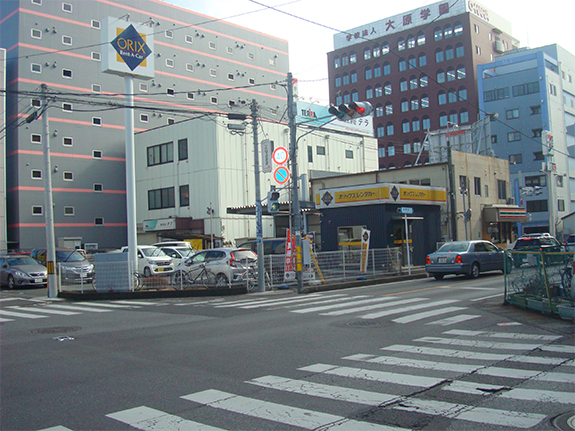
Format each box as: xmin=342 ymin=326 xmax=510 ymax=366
xmin=482 ymin=205 xmax=527 ymax=245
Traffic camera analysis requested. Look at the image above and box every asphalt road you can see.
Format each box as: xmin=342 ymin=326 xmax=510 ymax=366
xmin=1 ymin=273 xmax=574 ymax=431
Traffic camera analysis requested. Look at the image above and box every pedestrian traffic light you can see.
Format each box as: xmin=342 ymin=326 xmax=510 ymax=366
xmin=268 ymin=190 xmax=280 ymax=214
xmin=328 ymin=101 xmax=373 ymax=121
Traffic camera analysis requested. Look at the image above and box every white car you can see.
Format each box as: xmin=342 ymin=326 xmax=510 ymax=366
xmin=158 ymin=246 xmax=195 ymax=267
xmin=120 ymin=245 xmax=174 ymax=277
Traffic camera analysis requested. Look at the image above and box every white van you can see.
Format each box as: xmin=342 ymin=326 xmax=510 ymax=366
xmin=152 ymin=241 xmax=194 ymax=249
xmin=120 ymin=245 xmax=175 ymax=277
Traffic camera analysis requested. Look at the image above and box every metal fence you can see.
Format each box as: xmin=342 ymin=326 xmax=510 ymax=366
xmin=504 ymin=251 xmax=574 ymax=319
xmin=57 ymin=247 xmax=405 ymax=293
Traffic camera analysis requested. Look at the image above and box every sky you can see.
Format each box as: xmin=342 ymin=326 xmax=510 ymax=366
xmin=167 ymin=0 xmax=572 ymax=105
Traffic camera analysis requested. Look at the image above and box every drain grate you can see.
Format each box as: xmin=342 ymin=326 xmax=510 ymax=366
xmin=31 ymin=326 xmax=82 ymax=334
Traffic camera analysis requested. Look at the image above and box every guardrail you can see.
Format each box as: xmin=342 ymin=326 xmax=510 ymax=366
xmin=504 ymin=250 xmax=574 ymax=319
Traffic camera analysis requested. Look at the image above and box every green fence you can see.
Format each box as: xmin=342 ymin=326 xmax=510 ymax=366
xmin=504 ymin=250 xmax=574 ymax=319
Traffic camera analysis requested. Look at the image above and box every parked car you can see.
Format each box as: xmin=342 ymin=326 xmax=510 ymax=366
xmin=173 ymin=247 xmax=257 ymax=286
xmin=152 ymin=241 xmax=195 ymax=250
xmin=426 ymin=240 xmax=511 ymax=280
xmin=30 ymin=248 xmax=95 ymax=283
xmin=120 ymin=246 xmax=175 ymax=277
xmin=564 ymin=234 xmax=575 ymax=251
xmin=506 ymin=233 xmax=565 ymax=267
xmin=0 ymin=255 xmax=48 ymax=289
xmin=158 ymin=246 xmax=196 ymax=267
xmin=237 ymin=238 xmax=286 ymax=283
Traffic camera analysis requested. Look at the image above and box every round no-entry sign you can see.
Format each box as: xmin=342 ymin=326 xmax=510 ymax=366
xmin=273 ymin=166 xmax=290 ymax=184
xmin=272 ymin=146 xmax=289 ymax=165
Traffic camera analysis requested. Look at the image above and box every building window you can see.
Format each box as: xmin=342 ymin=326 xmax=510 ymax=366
xmin=93 ymin=183 xmax=103 ymax=192
xmin=92 ymin=84 xmax=101 ymax=93
xmin=227 ymin=46 xmax=234 ymax=55
xmin=383 ymin=62 xmax=391 ymax=75
xmin=31 ymin=63 xmax=42 ymax=73
xmin=378 ymin=147 xmax=385 ymax=158
xmin=386 ymin=123 xmax=394 ymax=136
xmin=167 ymin=88 xmax=175 ymax=96
xmin=307 ymin=145 xmax=313 ymax=163
xmin=140 ymin=114 xmax=149 ymax=123
xmin=509 ymin=154 xmax=523 ymax=164
xmin=435 ymin=49 xmax=444 ymax=63
xmin=445 ymin=46 xmax=454 ymax=60
xmin=532 ymin=128 xmax=543 ymax=138
xmin=91 ymin=19 xmax=101 ymax=29
xmin=375 ymin=85 xmax=382 ymax=97
xmin=147 ymin=142 xmax=174 ymax=167
xmin=63 ymin=137 xmax=73 ymax=147
xmin=530 ymin=105 xmax=541 ymax=115
xmin=366 ymin=87 xmax=373 ymax=99
xmin=400 ymin=79 xmax=408 ymax=92
xmin=91 ymin=50 xmax=102 ymax=60
xmin=94 ymin=217 xmax=104 ymax=226
xmin=418 ymin=54 xmax=427 ymax=67
xmin=484 ymin=88 xmax=509 ymax=101
xmin=140 ymin=83 xmax=148 ymax=92
xmin=165 ymin=30 xmax=174 ymax=38
xmin=438 ymin=91 xmax=447 ymax=105
xmin=474 ymin=177 xmax=481 ymax=196
xmin=437 ymin=70 xmax=445 ymax=83
xmin=497 ymin=180 xmax=507 ymax=200
xmin=187 ymin=92 xmax=195 ymax=100
xmin=457 ymin=66 xmax=466 ymax=80
xmin=420 ymin=75 xmax=428 ymax=87
xmin=385 ymin=102 xmax=393 ymax=115
xmin=417 ymin=32 xmax=425 ymax=45
xmin=434 ymin=27 xmax=442 ymax=41
xmin=63 ymin=171 xmax=74 ymax=181
xmin=62 ymin=35 xmax=72 ymax=45
xmin=455 ymin=43 xmax=464 ymax=58
xmin=62 ymin=103 xmax=73 ymax=112
xmin=345 ymin=150 xmax=353 ymax=159
xmin=459 ymin=109 xmax=469 ymax=123
xmin=526 ymin=200 xmax=548 ymax=213
xmin=507 ymin=132 xmax=521 ymax=142
xmin=92 ymin=117 xmax=102 ymax=126
xmin=93 ymin=150 xmax=102 ymax=159
xmin=401 ymin=99 xmax=409 ymax=112
xmin=165 ymin=58 xmax=174 ymax=68
xmin=62 ymin=69 xmax=73 ymax=79
xmin=513 ymin=82 xmax=540 ymax=96
xmin=62 ymin=2 xmax=72 ymax=12
xmin=178 ymin=138 xmax=188 ymax=161
xmin=31 ymin=134 xmax=42 ymax=144
xmin=31 ymin=169 xmax=42 ymax=180
xmin=410 ymin=76 xmax=418 ymax=90
xmin=439 ymin=113 xmax=448 ymax=127
xmin=388 ymin=145 xmax=395 ymax=156
xmin=398 ymin=38 xmax=406 ymax=51
xmin=179 ymin=185 xmax=189 ymax=207
xmin=422 ymin=116 xmax=430 ymax=130
xmin=402 ymin=121 xmax=410 ymax=133
xmin=476 ymin=46 xmax=481 ymax=55
xmin=32 ymin=206 xmax=43 ymax=216
xmin=384 ymin=82 xmax=392 ymax=95
xmin=185 ymin=35 xmax=193 ymax=44
xmin=403 ymin=142 xmax=411 ymax=154
xmin=149 ymin=187 xmax=175 ymax=210
xmin=31 ymin=28 xmax=42 ymax=39
xmin=317 ymin=146 xmax=326 ymax=155
xmin=64 ymin=206 xmax=74 ymax=216
xmin=399 ymin=58 xmax=406 ymax=71
xmin=32 ymin=0 xmax=42 ymax=4
xmin=186 ymin=63 xmax=194 ymax=73
xmin=558 ymin=200 xmax=565 ymax=212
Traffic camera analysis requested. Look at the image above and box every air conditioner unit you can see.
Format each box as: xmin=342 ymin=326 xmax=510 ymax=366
xmin=494 ymin=40 xmax=505 ymax=53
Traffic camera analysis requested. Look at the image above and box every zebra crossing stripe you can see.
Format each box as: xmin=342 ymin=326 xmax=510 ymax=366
xmin=298 ymin=363 xmax=445 ymax=387
xmin=106 ymin=406 xmax=225 ymax=431
xmin=359 ymin=300 xmax=460 ymax=320
xmin=37 ymin=426 xmax=74 ymax=431
xmin=82 ymin=302 xmax=139 ymax=309
xmin=236 ymin=294 xmax=349 ymax=309
xmin=395 ymin=398 xmax=546 ymax=428
xmin=247 ymin=375 xmax=402 ymax=406
xmin=215 ymin=293 xmax=329 ymax=308
xmin=0 ymin=309 xmax=48 ymax=319
xmin=0 ymin=317 xmax=14 ymax=322
xmin=444 ymin=380 xmax=575 ymax=404
xmin=540 ymin=345 xmax=575 ymax=354
xmin=182 ymin=389 xmax=407 ymax=430
xmin=444 ymin=329 xmax=562 ymax=341
xmin=426 ymin=314 xmax=481 ymax=326
xmin=343 ymin=354 xmax=480 ymax=374
xmin=320 ymin=298 xmax=428 ymax=317
xmin=532 ymin=370 xmax=575 ymax=384
xmin=113 ymin=301 xmax=153 ymax=306
xmin=42 ymin=304 xmax=112 ymax=313
xmin=292 ymin=296 xmax=396 ymax=314
xmin=415 ymin=336 xmax=545 ymax=351
xmin=392 ymin=306 xmax=467 ymax=324
xmin=9 ymin=306 xmax=79 ymax=316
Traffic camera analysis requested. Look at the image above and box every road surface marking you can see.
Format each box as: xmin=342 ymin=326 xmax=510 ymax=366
xmin=8 ymin=306 xmax=79 ymax=315
xmin=107 ymin=406 xmax=225 ymax=431
xmin=113 ymin=301 xmax=154 ymax=306
xmin=298 ymin=363 xmax=444 ymax=387
xmin=359 ymin=300 xmax=459 ymax=320
xmin=343 ymin=354 xmax=480 ymax=374
xmin=82 ymin=302 xmax=139 ymax=309
xmin=214 ymin=293 xmax=328 ymax=308
xmin=293 ymin=296 xmax=397 ymax=314
xmin=320 ymin=298 xmax=428 ymax=317
xmin=426 ymin=314 xmax=481 ymax=326
xmin=247 ymin=375 xmax=401 ymax=406
xmin=393 ymin=306 xmax=467 ymax=324
xmin=0 ymin=317 xmax=14 ymax=322
xmin=38 ymin=427 xmax=74 ymax=431
xmin=0 ymin=309 xmax=48 ymax=319
xmin=445 ymin=381 xmax=575 ymax=404
xmin=444 ymin=330 xmax=562 ymax=341
xmin=395 ymin=398 xmax=545 ymax=428
xmin=237 ymin=294 xmax=349 ymax=309
xmin=182 ymin=389 xmax=406 ymax=430
xmin=415 ymin=336 xmax=546 ymax=351
xmin=43 ymin=304 xmax=112 ymax=313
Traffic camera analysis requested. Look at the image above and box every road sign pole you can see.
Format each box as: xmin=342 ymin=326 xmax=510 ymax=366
xmin=251 ymin=100 xmax=265 ymax=292
xmin=404 ymin=214 xmax=411 ymax=276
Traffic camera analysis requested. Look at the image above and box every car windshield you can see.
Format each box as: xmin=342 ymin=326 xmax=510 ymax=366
xmin=178 ymin=249 xmax=194 ymax=258
xmin=232 ymin=250 xmax=258 ymax=261
xmin=141 ymin=247 xmax=167 ymax=257
xmin=515 ymin=239 xmax=540 ymax=249
xmin=6 ymin=256 xmax=38 ymax=266
xmin=437 ymin=242 xmax=470 ymax=253
xmin=56 ymin=250 xmax=86 ymax=262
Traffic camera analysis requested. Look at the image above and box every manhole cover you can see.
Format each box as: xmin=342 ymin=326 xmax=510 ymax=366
xmin=553 ymin=411 xmax=575 ymax=431
xmin=31 ymin=326 xmax=82 ymax=334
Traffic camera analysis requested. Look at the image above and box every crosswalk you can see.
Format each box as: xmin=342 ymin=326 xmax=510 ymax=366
xmin=39 ymin=328 xmax=574 ymax=430
xmin=208 ymin=292 xmax=483 ymax=325
xmin=0 ymin=299 xmax=153 ymax=324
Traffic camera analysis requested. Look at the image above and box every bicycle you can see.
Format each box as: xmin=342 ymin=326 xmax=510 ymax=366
xmin=241 ymin=259 xmax=272 ymax=293
xmin=171 ymin=263 xmax=216 ymax=289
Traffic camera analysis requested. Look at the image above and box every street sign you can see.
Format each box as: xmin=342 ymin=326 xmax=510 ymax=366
xmin=272 ymin=146 xmax=289 ymax=165
xmin=261 ymin=139 xmax=272 ymax=173
xmin=273 ymin=166 xmax=290 ymax=185
xmin=398 ymin=207 xmax=414 ymax=214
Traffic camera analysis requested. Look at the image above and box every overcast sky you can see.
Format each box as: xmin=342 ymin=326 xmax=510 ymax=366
xmin=168 ymin=0 xmax=571 ymax=105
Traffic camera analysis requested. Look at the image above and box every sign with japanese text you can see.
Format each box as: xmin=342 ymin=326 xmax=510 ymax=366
xmin=261 ymin=139 xmax=272 ymax=173
xmin=102 ymin=17 xmax=154 ymax=79
xmin=360 ymin=228 xmax=371 ymax=273
xmin=297 ymin=101 xmax=373 ymax=137
xmin=333 ymin=0 xmax=510 ymax=49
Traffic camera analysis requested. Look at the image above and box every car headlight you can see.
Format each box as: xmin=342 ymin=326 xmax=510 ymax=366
xmin=146 ymin=259 xmax=155 ymax=265
xmin=14 ymin=270 xmax=28 ymax=278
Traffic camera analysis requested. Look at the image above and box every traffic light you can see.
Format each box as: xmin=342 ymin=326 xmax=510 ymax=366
xmin=268 ymin=190 xmax=280 ymax=214
xmin=328 ymin=101 xmax=373 ymax=121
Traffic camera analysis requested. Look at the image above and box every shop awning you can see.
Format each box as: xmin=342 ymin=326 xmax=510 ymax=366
xmin=483 ymin=205 xmax=527 ymax=223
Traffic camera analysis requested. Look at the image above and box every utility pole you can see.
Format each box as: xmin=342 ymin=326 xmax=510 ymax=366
xmin=40 ymin=84 xmax=58 ymax=298
xmin=251 ymin=100 xmax=265 ymax=292
xmin=287 ymin=72 xmax=303 ymax=293
xmin=447 ymin=139 xmax=457 ymax=241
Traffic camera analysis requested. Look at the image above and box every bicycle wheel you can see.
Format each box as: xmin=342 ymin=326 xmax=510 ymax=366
xmin=132 ymin=272 xmax=143 ymax=291
xmin=201 ymin=270 xmax=216 ymax=288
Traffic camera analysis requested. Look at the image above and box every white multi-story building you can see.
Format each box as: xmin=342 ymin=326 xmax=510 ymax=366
xmin=135 ymin=102 xmax=378 ymax=247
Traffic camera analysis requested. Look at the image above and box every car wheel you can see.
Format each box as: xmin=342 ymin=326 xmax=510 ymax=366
xmin=143 ymin=267 xmax=152 ymax=278
xmin=469 ymin=262 xmax=480 ymax=279
xmin=215 ymin=273 xmax=228 ymax=287
xmin=7 ymin=275 xmax=15 ymax=290
xmin=433 ymin=274 xmax=444 ymax=280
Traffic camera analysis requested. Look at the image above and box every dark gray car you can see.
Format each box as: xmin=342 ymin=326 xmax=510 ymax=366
xmin=0 ymin=255 xmax=48 ymax=289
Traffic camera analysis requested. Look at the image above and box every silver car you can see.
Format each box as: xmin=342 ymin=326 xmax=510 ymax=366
xmin=0 ymin=255 xmax=48 ymax=289
xmin=426 ymin=240 xmax=512 ymax=280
